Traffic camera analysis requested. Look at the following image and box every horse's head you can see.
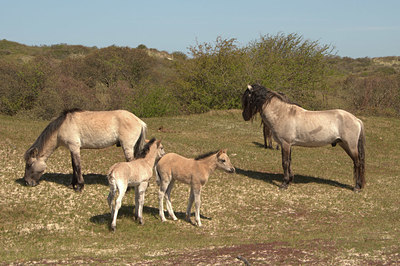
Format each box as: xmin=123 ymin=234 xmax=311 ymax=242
xmin=155 ymin=139 xmax=166 ymax=159
xmin=241 ymin=84 xmax=257 ymax=121
xmin=23 ymin=148 xmax=47 ymax=187
xmin=216 ymin=149 xmax=235 ymax=173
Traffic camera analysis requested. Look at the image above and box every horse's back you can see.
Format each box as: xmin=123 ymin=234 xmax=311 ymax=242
xmin=157 ymin=153 xmax=194 ymax=183
xmin=59 ymin=110 xmax=146 ymax=149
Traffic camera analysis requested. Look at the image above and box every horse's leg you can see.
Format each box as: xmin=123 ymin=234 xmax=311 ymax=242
xmin=165 ymin=180 xmax=177 ymax=221
xmin=134 ymin=185 xmax=139 ymax=220
xmin=288 ymin=147 xmax=294 ymax=183
xmin=185 ymin=187 xmax=195 ymax=223
xmin=107 ymin=186 xmax=116 ymax=219
xmin=339 ymin=142 xmax=362 ymax=192
xmin=280 ymin=142 xmax=292 ymax=189
xmin=137 ymin=181 xmax=148 ymax=225
xmin=158 ymin=180 xmax=168 ymax=222
xmin=121 ymin=143 xmax=134 ymax=162
xmin=193 ymin=187 xmax=202 ymax=227
xmin=70 ymin=150 xmax=84 ymax=191
xmin=111 ymin=183 xmax=126 ymax=231
xmin=263 ymin=123 xmax=268 ymax=149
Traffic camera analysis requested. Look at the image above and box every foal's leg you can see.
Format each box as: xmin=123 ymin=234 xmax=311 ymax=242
xmin=158 ymin=180 xmax=169 ymax=222
xmin=70 ymin=150 xmax=84 ymax=191
xmin=280 ymin=142 xmax=292 ymax=189
xmin=193 ymin=187 xmax=202 ymax=227
xmin=111 ymin=183 xmax=127 ymax=231
xmin=137 ymin=181 xmax=148 ymax=225
xmin=185 ymin=187 xmax=195 ymax=223
xmin=165 ymin=180 xmax=178 ymax=221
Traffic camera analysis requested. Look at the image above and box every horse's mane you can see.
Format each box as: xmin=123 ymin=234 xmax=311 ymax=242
xmin=24 ymin=108 xmax=83 ymax=161
xmin=136 ymin=137 xmax=157 ymax=159
xmin=241 ymin=84 xmax=294 ymax=120
xmin=194 ymin=150 xmax=218 ymax=160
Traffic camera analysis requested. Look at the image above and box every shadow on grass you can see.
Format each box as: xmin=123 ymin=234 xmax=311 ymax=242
xmin=235 ymin=167 xmax=353 ymax=190
xmin=15 ymin=172 xmax=108 ymax=188
xmin=91 ymin=205 xmax=211 ymax=226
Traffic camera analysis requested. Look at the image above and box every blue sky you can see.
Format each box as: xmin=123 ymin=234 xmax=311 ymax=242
xmin=1 ymin=0 xmax=399 ymax=58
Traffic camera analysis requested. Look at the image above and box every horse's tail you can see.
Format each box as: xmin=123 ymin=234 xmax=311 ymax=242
xmin=357 ymin=120 xmax=366 ymax=188
xmin=107 ymin=167 xmax=117 ymax=193
xmin=155 ymin=164 xmax=161 ymax=186
xmin=134 ymin=121 xmax=147 ymax=158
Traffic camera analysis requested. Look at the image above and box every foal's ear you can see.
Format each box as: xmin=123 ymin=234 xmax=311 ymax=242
xmin=156 ymin=139 xmax=162 ymax=147
xmin=217 ymin=149 xmax=227 ymax=157
xmin=247 ymin=84 xmax=253 ymax=91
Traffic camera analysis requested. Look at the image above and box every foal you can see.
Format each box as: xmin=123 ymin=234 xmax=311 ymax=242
xmin=107 ymin=138 xmax=165 ymax=231
xmin=155 ymin=149 xmax=235 ymax=227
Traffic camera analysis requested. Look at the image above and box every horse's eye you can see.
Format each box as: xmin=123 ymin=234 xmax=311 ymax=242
xmin=220 ymin=159 xmax=226 ymax=163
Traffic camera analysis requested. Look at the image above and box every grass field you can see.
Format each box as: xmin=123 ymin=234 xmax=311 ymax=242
xmin=0 ymin=110 xmax=399 ymax=264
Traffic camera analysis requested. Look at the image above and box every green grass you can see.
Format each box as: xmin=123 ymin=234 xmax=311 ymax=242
xmin=1 ymin=110 xmax=399 ymax=264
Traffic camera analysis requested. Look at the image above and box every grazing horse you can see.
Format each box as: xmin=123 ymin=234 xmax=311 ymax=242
xmin=23 ymin=109 xmax=147 ymax=191
xmin=155 ymin=150 xmax=235 ymax=227
xmin=242 ymin=84 xmax=365 ymax=191
xmin=107 ymin=138 xmax=165 ymax=231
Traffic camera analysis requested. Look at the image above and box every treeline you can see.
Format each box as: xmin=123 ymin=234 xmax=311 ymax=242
xmin=0 ymin=34 xmax=399 ymax=119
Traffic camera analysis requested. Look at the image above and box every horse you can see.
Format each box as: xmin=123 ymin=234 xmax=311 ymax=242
xmin=23 ymin=109 xmax=147 ymax=191
xmin=262 ymin=121 xmax=279 ymax=150
xmin=242 ymin=84 xmax=365 ymax=191
xmin=107 ymin=138 xmax=165 ymax=231
xmin=155 ymin=149 xmax=235 ymax=227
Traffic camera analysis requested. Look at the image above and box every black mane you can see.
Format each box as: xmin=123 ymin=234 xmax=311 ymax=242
xmin=24 ymin=108 xmax=83 ymax=161
xmin=136 ymin=138 xmax=156 ymax=159
xmin=241 ymin=84 xmax=293 ymax=121
xmin=194 ymin=150 xmax=218 ymax=160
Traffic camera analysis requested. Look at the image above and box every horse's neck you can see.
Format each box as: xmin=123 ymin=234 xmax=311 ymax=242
xmin=198 ymin=154 xmax=218 ymax=175
xmin=262 ymin=98 xmax=291 ymax=125
xmin=142 ymin=147 xmax=159 ymax=167
xmin=37 ymin=133 xmax=59 ymax=161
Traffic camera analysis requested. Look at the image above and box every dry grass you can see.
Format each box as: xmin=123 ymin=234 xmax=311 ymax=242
xmin=0 ymin=110 xmax=399 ymax=264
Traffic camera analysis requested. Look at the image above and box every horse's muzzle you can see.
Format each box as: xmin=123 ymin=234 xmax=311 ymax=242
xmin=229 ymin=167 xmax=236 ymax=173
xmin=25 ymin=180 xmax=39 ymax=187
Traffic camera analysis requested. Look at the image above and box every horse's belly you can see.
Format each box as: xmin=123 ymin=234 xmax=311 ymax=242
xmin=80 ymin=136 xmax=117 ymax=149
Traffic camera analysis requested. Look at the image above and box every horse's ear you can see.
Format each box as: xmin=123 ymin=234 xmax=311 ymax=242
xmin=29 ymin=148 xmax=38 ymax=158
xmin=217 ymin=149 xmax=226 ymax=157
xmin=247 ymin=84 xmax=253 ymax=91
xmin=156 ymin=139 xmax=162 ymax=147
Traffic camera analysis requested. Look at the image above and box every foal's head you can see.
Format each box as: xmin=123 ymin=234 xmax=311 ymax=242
xmin=216 ymin=149 xmax=235 ymax=173
xmin=139 ymin=138 xmax=166 ymax=160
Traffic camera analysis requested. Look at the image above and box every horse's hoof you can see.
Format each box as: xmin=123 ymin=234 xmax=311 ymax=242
xmin=139 ymin=219 xmax=144 ymax=225
xmin=74 ymin=184 xmax=84 ymax=192
xmin=353 ymin=187 xmax=361 ymax=193
xmin=110 ymin=225 xmax=116 ymax=232
xmin=279 ymin=184 xmax=289 ymax=190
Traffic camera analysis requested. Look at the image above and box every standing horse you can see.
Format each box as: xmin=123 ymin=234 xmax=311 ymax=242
xmin=23 ymin=109 xmax=147 ymax=191
xmin=155 ymin=150 xmax=235 ymax=227
xmin=242 ymin=84 xmax=365 ymax=191
xmin=107 ymin=138 xmax=165 ymax=231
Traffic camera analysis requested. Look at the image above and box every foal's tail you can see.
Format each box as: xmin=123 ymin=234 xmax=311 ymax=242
xmin=107 ymin=166 xmax=117 ymax=194
xmin=154 ymin=164 xmax=161 ymax=186
xmin=134 ymin=121 xmax=147 ymax=158
xmin=357 ymin=120 xmax=366 ymax=188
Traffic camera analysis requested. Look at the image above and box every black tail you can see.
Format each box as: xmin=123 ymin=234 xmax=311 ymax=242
xmin=357 ymin=122 xmax=366 ymax=188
